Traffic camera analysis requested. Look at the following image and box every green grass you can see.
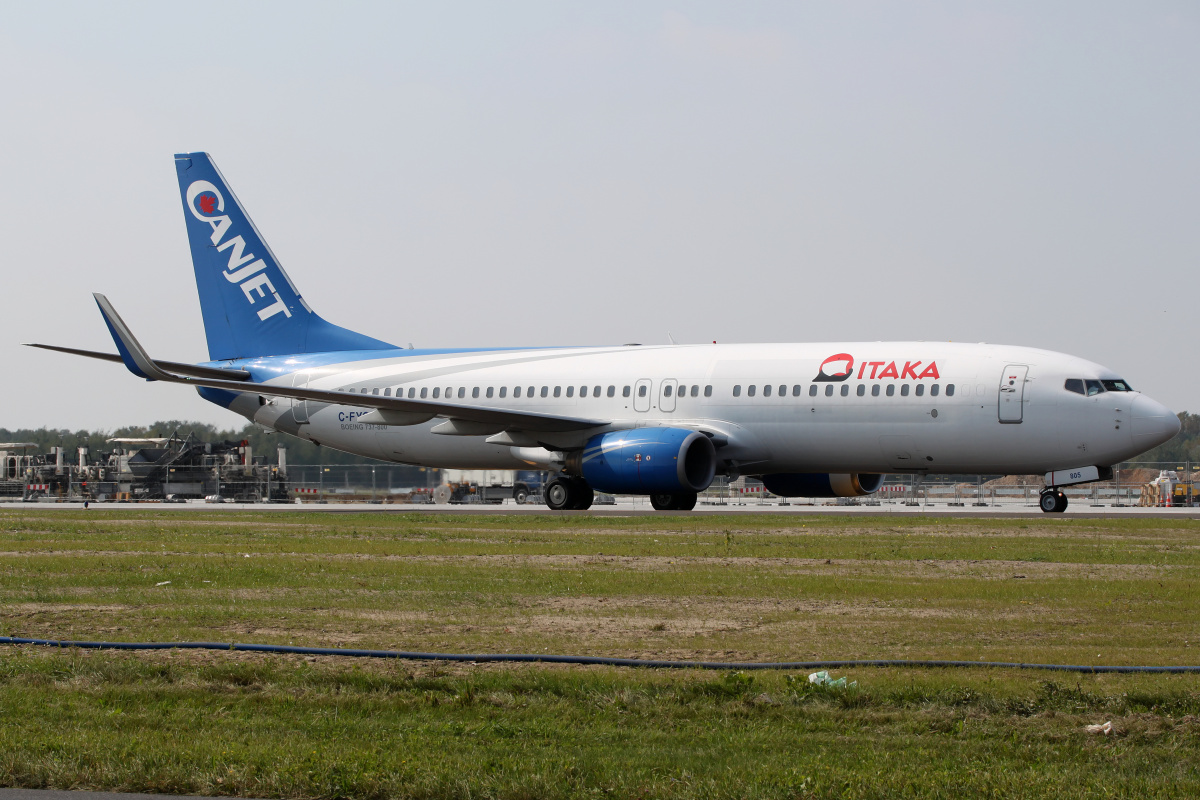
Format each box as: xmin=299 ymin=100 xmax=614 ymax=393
xmin=2 ymin=510 xmax=1200 ymax=798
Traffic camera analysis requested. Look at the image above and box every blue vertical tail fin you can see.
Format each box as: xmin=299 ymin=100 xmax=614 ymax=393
xmin=174 ymin=152 xmax=394 ymax=361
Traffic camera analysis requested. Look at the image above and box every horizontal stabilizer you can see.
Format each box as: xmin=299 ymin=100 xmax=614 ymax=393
xmin=24 ymin=342 xmax=252 ymax=381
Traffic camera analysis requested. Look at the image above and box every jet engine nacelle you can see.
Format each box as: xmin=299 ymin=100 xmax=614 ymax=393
xmin=568 ymin=428 xmax=717 ymax=495
xmin=760 ymin=472 xmax=884 ymax=498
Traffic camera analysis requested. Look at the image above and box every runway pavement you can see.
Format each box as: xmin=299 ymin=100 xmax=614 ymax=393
xmin=2 ymin=499 xmax=1197 ymax=519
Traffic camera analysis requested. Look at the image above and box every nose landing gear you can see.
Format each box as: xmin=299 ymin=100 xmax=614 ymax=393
xmin=1039 ymin=489 xmax=1068 ymax=513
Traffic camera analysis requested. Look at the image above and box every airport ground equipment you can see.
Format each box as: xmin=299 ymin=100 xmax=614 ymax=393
xmin=1 ymin=432 xmax=289 ymax=502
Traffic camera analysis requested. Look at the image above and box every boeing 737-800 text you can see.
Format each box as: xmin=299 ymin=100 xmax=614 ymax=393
xmin=30 ymin=153 xmax=1181 ymax=512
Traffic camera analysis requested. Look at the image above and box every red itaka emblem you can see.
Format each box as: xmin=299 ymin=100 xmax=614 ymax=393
xmin=198 ymin=194 xmax=217 ymax=214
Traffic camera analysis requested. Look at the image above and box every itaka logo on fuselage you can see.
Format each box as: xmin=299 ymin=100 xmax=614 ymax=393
xmin=814 ymin=353 xmax=941 ymax=382
xmin=186 ymin=180 xmax=292 ymax=323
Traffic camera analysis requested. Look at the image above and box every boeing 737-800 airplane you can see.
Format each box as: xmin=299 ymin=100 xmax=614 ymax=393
xmin=30 ymin=153 xmax=1181 ymax=512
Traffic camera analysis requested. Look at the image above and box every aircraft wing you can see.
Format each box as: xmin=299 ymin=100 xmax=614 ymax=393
xmin=68 ymin=294 xmax=607 ymax=434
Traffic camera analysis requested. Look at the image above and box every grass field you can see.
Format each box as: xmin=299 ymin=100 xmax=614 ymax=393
xmin=2 ymin=509 xmax=1200 ymax=798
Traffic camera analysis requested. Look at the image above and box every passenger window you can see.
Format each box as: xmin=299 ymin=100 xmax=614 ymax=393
xmin=622 ymin=386 xmax=631 ymax=398
xmin=915 ymin=384 xmax=924 ymax=397
xmin=472 ymin=387 xmax=480 ymax=399
xmin=792 ymin=385 xmax=801 ymax=396
xmin=733 ymin=385 xmax=742 ymax=397
xmin=580 ymin=386 xmax=587 ymax=397
xmin=485 ymin=387 xmax=493 ymax=398
xmin=373 ymin=388 xmax=380 ymax=395
xmin=458 ymin=387 xmax=466 ymax=399
xmin=432 ymin=388 xmax=440 ymax=399
xmin=840 ymin=385 xmax=849 ymax=397
xmin=384 ymin=388 xmax=391 ymax=397
xmin=638 ymin=385 xmax=647 ymax=397
xmin=1064 ymin=379 xmax=1085 ymax=395
xmin=825 ymin=385 xmax=833 ymax=397
xmin=528 ymin=386 xmax=534 ymax=397
xmin=361 ymin=388 xmax=369 ymax=394
xmin=541 ymin=387 xmax=549 ymax=398
xmin=871 ymin=384 xmax=880 ymax=396
xmin=810 ymin=385 xmax=818 ymax=397
xmin=553 ymin=386 xmax=561 ymax=397
xmin=857 ymin=384 xmax=865 ymax=397
xmin=664 ymin=385 xmax=673 ymax=397
xmin=704 ymin=385 xmax=712 ymax=397
xmin=762 ymin=385 xmax=771 ymax=397
xmin=514 ymin=386 xmax=522 ymax=398
xmin=608 ymin=386 xmax=616 ymax=397
xmin=930 ymin=384 xmax=939 ymax=397
xmin=901 ymin=384 xmax=910 ymax=396
xmin=594 ymin=386 xmax=602 ymax=397
xmin=566 ymin=386 xmax=574 ymax=398
xmin=748 ymin=385 xmax=756 ymax=397
xmin=946 ymin=384 xmax=955 ymax=397
xmin=1085 ymin=379 xmax=1104 ymax=396
xmin=446 ymin=387 xmax=452 ymax=397
xmin=499 ymin=387 xmax=507 ymax=398
xmin=408 ymin=388 xmax=415 ymax=398
xmin=886 ymin=385 xmax=895 ymax=397
xmin=691 ymin=385 xmax=699 ymax=397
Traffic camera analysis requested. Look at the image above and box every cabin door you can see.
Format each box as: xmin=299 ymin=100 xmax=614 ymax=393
xmin=998 ymin=365 xmax=1028 ymax=424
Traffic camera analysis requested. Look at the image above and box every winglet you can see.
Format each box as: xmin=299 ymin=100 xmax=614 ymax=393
xmin=92 ymin=294 xmax=176 ymax=382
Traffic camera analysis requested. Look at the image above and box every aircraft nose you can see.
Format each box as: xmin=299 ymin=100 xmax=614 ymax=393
xmin=1131 ymin=395 xmax=1181 ymax=449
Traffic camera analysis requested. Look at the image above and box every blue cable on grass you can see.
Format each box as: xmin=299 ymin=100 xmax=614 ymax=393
xmin=3 ymin=636 xmax=1200 ymax=674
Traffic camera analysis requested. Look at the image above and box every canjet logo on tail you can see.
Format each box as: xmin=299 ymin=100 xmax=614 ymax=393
xmin=185 ymin=180 xmax=292 ymax=322
xmin=814 ymin=353 xmax=942 ymax=382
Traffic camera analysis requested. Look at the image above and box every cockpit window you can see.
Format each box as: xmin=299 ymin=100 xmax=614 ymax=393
xmin=1101 ymin=379 xmax=1132 ymax=392
xmin=1064 ymin=379 xmax=1085 ymax=395
xmin=1084 ymin=379 xmax=1104 ymax=396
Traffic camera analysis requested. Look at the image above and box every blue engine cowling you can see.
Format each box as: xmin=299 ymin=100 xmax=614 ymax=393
xmin=759 ymin=473 xmax=884 ymax=498
xmin=571 ymin=428 xmax=717 ymax=495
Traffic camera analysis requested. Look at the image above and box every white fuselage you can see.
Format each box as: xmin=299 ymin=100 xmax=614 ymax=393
xmin=214 ymin=341 xmax=1177 ymax=477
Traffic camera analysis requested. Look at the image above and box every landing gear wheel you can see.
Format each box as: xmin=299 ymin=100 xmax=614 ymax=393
xmin=545 ymin=478 xmax=573 ymax=510
xmin=649 ymin=492 xmax=697 ymax=511
xmin=569 ymin=478 xmax=594 ymax=510
xmin=650 ymin=493 xmax=676 ymax=511
xmin=1039 ymin=490 xmax=1068 ymax=513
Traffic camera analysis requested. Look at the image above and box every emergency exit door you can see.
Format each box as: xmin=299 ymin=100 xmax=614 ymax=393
xmin=998 ymin=365 xmax=1028 ymax=424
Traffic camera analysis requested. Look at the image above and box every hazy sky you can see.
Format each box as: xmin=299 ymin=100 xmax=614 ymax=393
xmin=1 ymin=1 xmax=1196 ymax=431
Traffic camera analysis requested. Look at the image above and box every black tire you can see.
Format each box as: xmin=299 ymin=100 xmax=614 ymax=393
xmin=1040 ymin=490 xmax=1067 ymax=513
xmin=569 ymin=478 xmax=594 ymax=510
xmin=650 ymin=493 xmax=676 ymax=511
xmin=513 ymin=486 xmax=529 ymax=505
xmin=545 ymin=478 xmax=573 ymax=510
xmin=675 ymin=492 xmax=698 ymax=511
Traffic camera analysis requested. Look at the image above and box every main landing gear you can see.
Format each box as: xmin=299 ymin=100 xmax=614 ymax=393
xmin=544 ymin=477 xmax=594 ymax=510
xmin=1039 ymin=489 xmax=1068 ymax=513
xmin=649 ymin=492 xmax=698 ymax=511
